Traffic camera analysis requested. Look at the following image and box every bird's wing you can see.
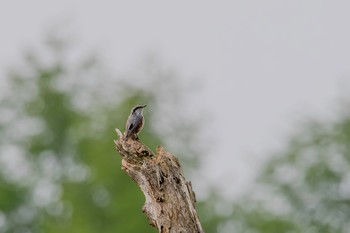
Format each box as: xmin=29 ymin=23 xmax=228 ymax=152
xmin=125 ymin=121 xmax=136 ymax=138
xmin=127 ymin=122 xmax=134 ymax=131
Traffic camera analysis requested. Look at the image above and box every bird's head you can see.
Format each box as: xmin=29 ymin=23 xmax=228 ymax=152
xmin=131 ymin=105 xmax=147 ymax=114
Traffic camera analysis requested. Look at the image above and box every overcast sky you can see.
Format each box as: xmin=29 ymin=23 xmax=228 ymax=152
xmin=1 ymin=1 xmax=350 ymax=199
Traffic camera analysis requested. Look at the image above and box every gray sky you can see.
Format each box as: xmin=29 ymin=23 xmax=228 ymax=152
xmin=1 ymin=1 xmax=349 ymax=199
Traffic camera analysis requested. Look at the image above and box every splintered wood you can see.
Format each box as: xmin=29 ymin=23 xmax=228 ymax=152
xmin=114 ymin=129 xmax=204 ymax=233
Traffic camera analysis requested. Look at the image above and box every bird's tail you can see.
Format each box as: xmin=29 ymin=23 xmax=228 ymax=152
xmin=124 ymin=131 xmax=132 ymax=140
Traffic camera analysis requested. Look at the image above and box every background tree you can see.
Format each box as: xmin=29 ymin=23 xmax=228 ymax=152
xmin=3 ymin=30 xmax=348 ymax=233
xmin=225 ymin=108 xmax=350 ymax=233
xmin=0 ymin=34 xmax=205 ymax=233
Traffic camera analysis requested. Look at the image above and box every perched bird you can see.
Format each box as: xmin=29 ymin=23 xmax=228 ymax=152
xmin=124 ymin=105 xmax=147 ymax=140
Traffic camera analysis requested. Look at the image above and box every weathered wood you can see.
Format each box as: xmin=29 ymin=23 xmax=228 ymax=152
xmin=114 ymin=128 xmax=204 ymax=233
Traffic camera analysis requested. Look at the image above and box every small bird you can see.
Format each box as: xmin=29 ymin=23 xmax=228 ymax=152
xmin=124 ymin=105 xmax=147 ymax=140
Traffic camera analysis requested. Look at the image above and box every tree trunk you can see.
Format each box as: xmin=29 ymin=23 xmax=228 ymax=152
xmin=114 ymin=129 xmax=204 ymax=233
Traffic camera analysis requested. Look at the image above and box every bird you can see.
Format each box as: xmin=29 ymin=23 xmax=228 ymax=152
xmin=124 ymin=105 xmax=147 ymax=140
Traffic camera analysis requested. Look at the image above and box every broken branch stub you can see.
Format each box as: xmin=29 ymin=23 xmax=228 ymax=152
xmin=114 ymin=128 xmax=204 ymax=233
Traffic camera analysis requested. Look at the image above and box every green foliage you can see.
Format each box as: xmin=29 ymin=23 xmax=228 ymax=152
xmin=0 ymin=36 xmax=201 ymax=233
xmin=233 ymin=113 xmax=350 ymax=232
xmin=8 ymin=31 xmax=350 ymax=233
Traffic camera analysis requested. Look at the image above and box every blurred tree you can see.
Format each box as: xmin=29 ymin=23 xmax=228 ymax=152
xmin=4 ymin=31 xmax=349 ymax=233
xmin=228 ymin=110 xmax=350 ymax=233
xmin=0 ymin=33 xmax=204 ymax=233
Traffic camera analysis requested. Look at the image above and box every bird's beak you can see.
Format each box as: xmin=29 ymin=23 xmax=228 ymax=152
xmin=142 ymin=105 xmax=147 ymax=108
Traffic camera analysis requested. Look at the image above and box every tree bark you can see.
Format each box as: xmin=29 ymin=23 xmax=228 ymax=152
xmin=114 ymin=129 xmax=204 ymax=233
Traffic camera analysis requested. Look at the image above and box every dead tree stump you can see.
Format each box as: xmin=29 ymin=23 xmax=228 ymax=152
xmin=114 ymin=129 xmax=204 ymax=233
